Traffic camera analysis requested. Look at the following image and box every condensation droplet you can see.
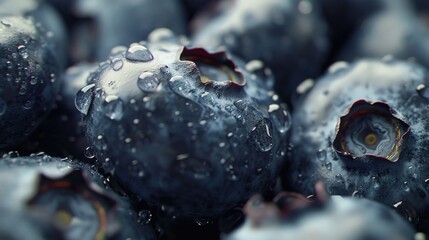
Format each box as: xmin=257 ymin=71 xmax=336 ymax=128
xmin=103 ymin=95 xmax=124 ymax=121
xmin=84 ymin=147 xmax=95 ymax=159
xmin=1 ymin=19 xmax=11 ymax=27
xmin=416 ymin=84 xmax=429 ymax=101
xmin=138 ymin=72 xmax=160 ymax=92
xmin=316 ymin=149 xmax=327 ymax=161
xmin=110 ymin=58 xmax=123 ymax=71
xmin=168 ymin=76 xmax=192 ymax=97
xmin=125 ymin=44 xmax=153 ymax=62
xmin=268 ymin=104 xmax=291 ymax=134
xmin=328 ymin=61 xmax=349 ymax=73
xmin=249 ymin=119 xmax=273 ymax=152
xmin=75 ymin=84 xmax=95 ymax=115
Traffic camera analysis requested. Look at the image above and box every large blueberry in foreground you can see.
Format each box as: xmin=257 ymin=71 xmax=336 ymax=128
xmin=0 ymin=154 xmax=156 ymax=240
xmin=281 ymin=59 xmax=429 ymax=232
xmin=0 ymin=16 xmax=61 ymax=149
xmin=224 ymin=186 xmax=417 ymax=240
xmin=80 ymin=31 xmax=290 ymax=218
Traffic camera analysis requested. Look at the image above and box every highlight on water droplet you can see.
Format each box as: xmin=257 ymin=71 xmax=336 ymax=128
xmin=75 ymin=84 xmax=95 ymax=115
xmin=103 ymin=95 xmax=124 ymax=121
xmin=138 ymin=72 xmax=160 ymax=92
xmin=125 ymin=44 xmax=153 ymax=62
xmin=110 ymin=58 xmax=123 ymax=71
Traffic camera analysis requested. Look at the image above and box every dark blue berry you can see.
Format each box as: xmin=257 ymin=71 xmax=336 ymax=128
xmin=282 ymin=59 xmax=429 ymax=232
xmin=80 ymin=31 xmax=290 ymax=218
xmin=0 ymin=16 xmax=61 ymax=149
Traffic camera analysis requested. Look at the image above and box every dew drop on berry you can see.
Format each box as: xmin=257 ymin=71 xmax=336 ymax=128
xmin=268 ymin=104 xmax=291 ymax=134
xmin=75 ymin=84 xmax=95 ymax=115
xmin=1 ymin=19 xmax=11 ymax=27
xmin=416 ymin=84 xmax=429 ymax=101
xmin=102 ymin=95 xmax=124 ymax=121
xmin=138 ymin=72 xmax=160 ymax=92
xmin=125 ymin=44 xmax=153 ymax=62
xmin=17 ymin=45 xmax=28 ymax=59
xmin=249 ymin=119 xmax=273 ymax=152
xmin=316 ymin=149 xmax=327 ymax=161
xmin=110 ymin=58 xmax=123 ymax=71
xmin=328 ymin=61 xmax=349 ymax=73
xmin=0 ymin=98 xmax=7 ymax=116
xmin=148 ymin=28 xmax=176 ymax=43
xmin=168 ymin=76 xmax=192 ymax=97
xmin=84 ymin=146 xmax=95 ymax=159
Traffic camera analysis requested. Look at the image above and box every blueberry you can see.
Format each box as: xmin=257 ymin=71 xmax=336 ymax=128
xmin=0 ymin=0 xmax=68 ymax=67
xmin=80 ymin=30 xmax=290 ymax=218
xmin=281 ymin=59 xmax=429 ymax=232
xmin=0 ymin=16 xmax=61 ymax=150
xmin=336 ymin=0 xmax=429 ymax=69
xmin=0 ymin=154 xmax=157 ymax=240
xmin=190 ymin=0 xmax=329 ymax=105
xmin=224 ymin=188 xmax=416 ymax=240
xmin=47 ymin=0 xmax=187 ymax=62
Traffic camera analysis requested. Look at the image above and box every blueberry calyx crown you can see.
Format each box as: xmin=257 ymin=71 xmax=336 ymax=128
xmin=27 ymin=170 xmax=117 ymax=240
xmin=333 ymin=100 xmax=410 ymax=162
xmin=179 ymin=46 xmax=246 ymax=87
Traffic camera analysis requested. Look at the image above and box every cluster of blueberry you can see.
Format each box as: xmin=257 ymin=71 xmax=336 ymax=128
xmin=1 ymin=0 xmax=429 ymax=239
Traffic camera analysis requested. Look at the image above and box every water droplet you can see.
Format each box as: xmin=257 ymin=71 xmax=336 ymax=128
xmin=110 ymin=58 xmax=123 ymax=71
xmin=416 ymin=84 xmax=429 ymax=101
xmin=75 ymin=84 xmax=95 ymax=115
xmin=325 ymin=162 xmax=332 ymax=171
xmin=22 ymin=100 xmax=34 ymax=110
xmin=17 ymin=45 xmax=28 ymax=59
xmin=137 ymin=210 xmax=152 ymax=224
xmin=148 ymin=28 xmax=176 ymax=43
xmin=233 ymin=100 xmax=247 ymax=111
xmin=316 ymin=149 xmax=327 ymax=161
xmin=268 ymin=104 xmax=291 ymax=134
xmin=0 ymin=98 xmax=7 ymax=116
xmin=103 ymin=95 xmax=124 ymax=121
xmin=168 ymin=76 xmax=192 ymax=97
xmin=328 ymin=61 xmax=349 ymax=73
xmin=249 ymin=119 xmax=273 ymax=152
xmin=138 ymin=72 xmax=160 ymax=92
xmin=84 ymin=147 xmax=95 ymax=159
xmin=125 ymin=44 xmax=153 ymax=62
xmin=1 ymin=19 xmax=11 ymax=27
xmin=403 ymin=181 xmax=410 ymax=192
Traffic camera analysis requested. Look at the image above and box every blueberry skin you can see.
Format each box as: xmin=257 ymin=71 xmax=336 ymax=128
xmin=0 ymin=0 xmax=68 ymax=68
xmin=81 ymin=32 xmax=290 ymax=218
xmin=20 ymin=63 xmax=97 ymax=161
xmin=0 ymin=154 xmax=157 ymax=240
xmin=281 ymin=59 xmax=429 ymax=232
xmin=225 ymin=196 xmax=416 ymax=240
xmin=49 ymin=0 xmax=187 ymax=62
xmin=190 ymin=0 xmax=329 ymax=105
xmin=0 ymin=16 xmax=61 ymax=150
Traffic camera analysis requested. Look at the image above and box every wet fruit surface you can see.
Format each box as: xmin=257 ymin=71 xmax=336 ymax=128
xmin=81 ymin=32 xmax=290 ymax=218
xmin=282 ymin=59 xmax=429 ymax=232
xmin=2 ymin=0 xmax=429 ymax=238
